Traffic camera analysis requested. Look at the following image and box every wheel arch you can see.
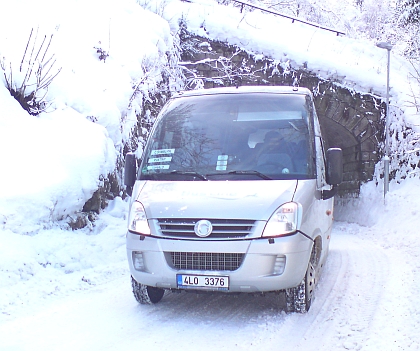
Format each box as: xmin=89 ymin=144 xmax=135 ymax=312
xmin=310 ymin=235 xmax=323 ymax=268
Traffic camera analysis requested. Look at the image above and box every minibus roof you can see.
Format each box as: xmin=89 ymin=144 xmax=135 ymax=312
xmin=173 ymin=86 xmax=312 ymax=98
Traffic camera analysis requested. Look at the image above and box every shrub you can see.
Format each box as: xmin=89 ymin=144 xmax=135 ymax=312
xmin=1 ymin=28 xmax=61 ymax=116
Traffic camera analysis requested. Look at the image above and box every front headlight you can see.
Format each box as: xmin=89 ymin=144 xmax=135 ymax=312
xmin=128 ymin=201 xmax=151 ymax=235
xmin=262 ymin=202 xmax=302 ymax=238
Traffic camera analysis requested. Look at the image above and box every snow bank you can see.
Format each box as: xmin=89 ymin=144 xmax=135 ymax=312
xmin=0 ymin=0 xmax=175 ymax=233
xmin=0 ymin=99 xmax=115 ymax=233
xmin=0 ymin=197 xmax=128 ymax=320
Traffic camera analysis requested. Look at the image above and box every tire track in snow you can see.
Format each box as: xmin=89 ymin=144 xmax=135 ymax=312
xmin=321 ymin=232 xmax=388 ymax=350
xmin=266 ymin=225 xmax=389 ymax=350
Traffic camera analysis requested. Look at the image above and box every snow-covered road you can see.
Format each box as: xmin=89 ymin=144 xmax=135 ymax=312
xmin=2 ymin=220 xmax=418 ymax=351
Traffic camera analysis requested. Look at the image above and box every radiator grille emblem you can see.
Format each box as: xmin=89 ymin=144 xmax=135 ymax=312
xmin=194 ymin=220 xmax=213 ymax=238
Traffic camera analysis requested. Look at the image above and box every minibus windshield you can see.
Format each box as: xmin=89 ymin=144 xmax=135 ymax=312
xmin=139 ymin=93 xmax=316 ymax=181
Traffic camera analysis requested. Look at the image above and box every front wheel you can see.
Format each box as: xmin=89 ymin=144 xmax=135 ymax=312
xmin=131 ymin=276 xmax=165 ymax=304
xmin=285 ymin=261 xmax=316 ymax=313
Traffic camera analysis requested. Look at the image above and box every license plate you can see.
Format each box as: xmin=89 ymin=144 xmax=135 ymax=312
xmin=177 ymin=274 xmax=229 ymax=291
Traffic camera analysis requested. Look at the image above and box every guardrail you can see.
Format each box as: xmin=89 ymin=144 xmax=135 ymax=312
xmin=230 ymin=0 xmax=346 ymax=36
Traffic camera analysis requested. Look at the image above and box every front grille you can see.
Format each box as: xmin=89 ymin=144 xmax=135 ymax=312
xmin=158 ymin=218 xmax=255 ymax=239
xmin=169 ymin=252 xmax=244 ymax=271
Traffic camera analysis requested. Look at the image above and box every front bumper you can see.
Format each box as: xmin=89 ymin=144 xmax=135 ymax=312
xmin=126 ymin=232 xmax=312 ymax=293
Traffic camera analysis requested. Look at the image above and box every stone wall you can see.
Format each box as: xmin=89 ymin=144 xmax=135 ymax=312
xmin=180 ymin=34 xmax=386 ymax=196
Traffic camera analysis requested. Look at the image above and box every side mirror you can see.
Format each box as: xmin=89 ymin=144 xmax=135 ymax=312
xmin=322 ymin=148 xmax=343 ymax=200
xmin=326 ymin=148 xmax=343 ymax=186
xmin=124 ymin=152 xmax=137 ymax=196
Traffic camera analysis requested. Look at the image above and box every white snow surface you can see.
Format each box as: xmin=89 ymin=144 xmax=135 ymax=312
xmin=0 ymin=0 xmax=419 ymax=350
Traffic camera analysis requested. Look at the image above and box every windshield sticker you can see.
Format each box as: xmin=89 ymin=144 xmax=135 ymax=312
xmin=147 ymin=164 xmax=170 ymax=170
xmin=147 ymin=149 xmax=174 ymax=171
xmin=148 ymin=156 xmax=172 ymax=163
xmin=151 ymin=149 xmax=175 ymax=156
xmin=216 ymin=154 xmax=228 ymax=171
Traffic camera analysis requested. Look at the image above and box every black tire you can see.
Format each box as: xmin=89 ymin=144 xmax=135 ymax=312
xmin=285 ymin=261 xmax=316 ymax=313
xmin=131 ymin=276 xmax=165 ymax=304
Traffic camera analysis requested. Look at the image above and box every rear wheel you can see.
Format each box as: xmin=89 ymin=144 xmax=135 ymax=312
xmin=131 ymin=276 xmax=165 ymax=304
xmin=285 ymin=261 xmax=316 ymax=313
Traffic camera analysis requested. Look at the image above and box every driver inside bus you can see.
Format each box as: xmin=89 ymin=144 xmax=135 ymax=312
xmin=254 ymin=130 xmax=291 ymax=157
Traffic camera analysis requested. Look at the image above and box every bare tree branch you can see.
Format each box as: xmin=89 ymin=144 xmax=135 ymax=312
xmin=20 ymin=27 xmax=33 ymax=72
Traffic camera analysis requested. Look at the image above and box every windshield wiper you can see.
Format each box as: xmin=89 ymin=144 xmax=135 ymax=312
xmin=207 ymin=170 xmax=272 ymax=180
xmin=170 ymin=170 xmax=208 ymax=180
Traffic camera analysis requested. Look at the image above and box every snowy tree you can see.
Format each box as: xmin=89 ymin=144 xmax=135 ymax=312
xmin=398 ymin=0 xmax=420 ymax=24
xmin=396 ymin=0 xmax=420 ymax=59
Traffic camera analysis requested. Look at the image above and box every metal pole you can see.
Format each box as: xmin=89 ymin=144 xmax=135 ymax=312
xmin=376 ymin=42 xmax=392 ymax=199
